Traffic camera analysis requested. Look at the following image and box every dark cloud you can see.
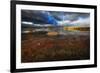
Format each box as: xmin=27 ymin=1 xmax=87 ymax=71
xmin=50 ymin=11 xmax=90 ymax=21
xmin=21 ymin=10 xmax=90 ymax=26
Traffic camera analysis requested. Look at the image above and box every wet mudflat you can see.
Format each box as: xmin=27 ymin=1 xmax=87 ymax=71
xmin=21 ymin=31 xmax=90 ymax=63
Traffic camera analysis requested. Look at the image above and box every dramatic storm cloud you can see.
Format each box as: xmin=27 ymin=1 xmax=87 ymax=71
xmin=21 ymin=10 xmax=90 ymax=27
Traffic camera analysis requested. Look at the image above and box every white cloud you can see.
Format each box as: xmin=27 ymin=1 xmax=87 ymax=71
xmin=71 ymin=17 xmax=90 ymax=25
xmin=70 ymin=17 xmax=90 ymax=27
xmin=57 ymin=20 xmax=71 ymax=25
xmin=57 ymin=17 xmax=90 ymax=27
xmin=21 ymin=21 xmax=33 ymax=25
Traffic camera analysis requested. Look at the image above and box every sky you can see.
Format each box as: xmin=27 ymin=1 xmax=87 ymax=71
xmin=21 ymin=10 xmax=90 ymax=27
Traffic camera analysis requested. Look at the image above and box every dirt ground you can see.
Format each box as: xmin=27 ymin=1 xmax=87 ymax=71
xmin=21 ymin=33 xmax=90 ymax=63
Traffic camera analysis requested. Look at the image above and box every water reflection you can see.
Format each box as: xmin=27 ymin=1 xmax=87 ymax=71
xmin=22 ymin=26 xmax=90 ymax=36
